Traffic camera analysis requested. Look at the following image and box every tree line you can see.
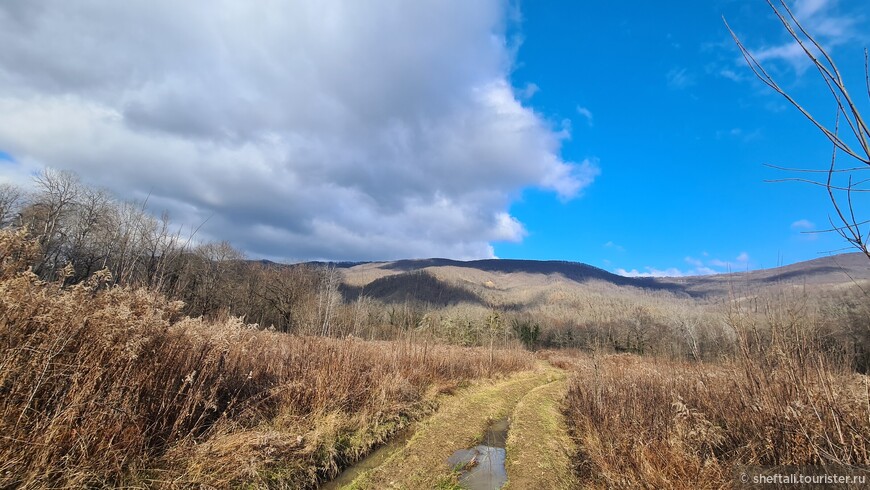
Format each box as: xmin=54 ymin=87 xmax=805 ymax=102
xmin=0 ymin=169 xmax=525 ymax=350
xmin=2 ymin=168 xmax=867 ymax=369
xmin=0 ymin=169 xmax=340 ymax=334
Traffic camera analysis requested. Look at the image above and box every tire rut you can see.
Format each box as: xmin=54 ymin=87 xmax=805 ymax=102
xmin=335 ymin=364 xmax=560 ymax=489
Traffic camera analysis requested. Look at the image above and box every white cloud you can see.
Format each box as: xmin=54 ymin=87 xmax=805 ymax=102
xmin=684 ymin=256 xmax=704 ymax=267
xmin=714 ymin=127 xmax=761 ymax=142
xmin=494 ymin=212 xmax=527 ymax=242
xmin=745 ymin=0 xmax=858 ymax=73
xmin=603 ymin=241 xmax=625 ymax=252
xmin=796 ymin=0 xmax=829 ymax=18
xmin=576 ymin=106 xmax=594 ymax=126
xmin=518 ymin=82 xmax=539 ymax=99
xmin=616 ymin=267 xmax=687 ymax=278
xmin=709 ymin=252 xmax=750 ymax=270
xmin=753 ymin=41 xmax=809 ymax=68
xmin=666 ymin=67 xmax=695 ymax=89
xmin=617 ymin=251 xmax=752 ymax=277
xmin=0 ymin=1 xmax=598 ymax=261
xmin=791 ymin=218 xmax=819 ymax=241
xmin=718 ymin=68 xmax=746 ymax=82
xmin=791 ymin=219 xmax=815 ymax=230
xmin=615 ymin=263 xmax=719 ymax=278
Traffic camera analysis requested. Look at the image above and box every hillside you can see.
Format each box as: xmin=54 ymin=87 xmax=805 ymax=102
xmin=658 ymin=252 xmax=870 ymax=296
xmin=338 ymin=252 xmax=870 ymax=305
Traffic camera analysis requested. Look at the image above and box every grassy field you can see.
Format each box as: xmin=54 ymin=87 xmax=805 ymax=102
xmin=0 ymin=230 xmax=534 ymax=488
xmin=2 ymin=224 xmax=869 ymax=488
xmin=563 ymin=352 xmax=870 ymax=488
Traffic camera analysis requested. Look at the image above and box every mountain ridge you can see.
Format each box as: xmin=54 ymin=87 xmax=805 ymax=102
xmin=335 ymin=252 xmax=869 ymax=304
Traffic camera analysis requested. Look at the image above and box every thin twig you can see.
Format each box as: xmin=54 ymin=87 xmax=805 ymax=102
xmin=803 ymin=218 xmax=870 ymax=234
xmin=763 ymin=178 xmax=870 ymax=192
xmin=763 ymin=163 xmax=870 ymax=174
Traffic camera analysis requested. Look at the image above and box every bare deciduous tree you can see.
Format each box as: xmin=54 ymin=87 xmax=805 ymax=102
xmin=725 ymin=0 xmax=870 ymax=259
xmin=0 ymin=182 xmax=22 ymax=228
xmin=25 ymin=169 xmax=83 ymax=275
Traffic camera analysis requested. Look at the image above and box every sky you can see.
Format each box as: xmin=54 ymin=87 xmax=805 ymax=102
xmin=0 ymin=0 xmax=867 ymax=276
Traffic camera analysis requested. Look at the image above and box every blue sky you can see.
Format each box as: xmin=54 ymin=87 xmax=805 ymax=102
xmin=495 ymin=0 xmax=869 ymax=275
xmin=0 ymin=1 xmax=866 ymax=275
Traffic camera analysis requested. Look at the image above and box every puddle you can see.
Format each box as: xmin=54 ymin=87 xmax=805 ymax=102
xmin=320 ymin=425 xmax=415 ymax=490
xmin=446 ymin=417 xmax=509 ymax=490
xmin=480 ymin=417 xmax=509 ymax=448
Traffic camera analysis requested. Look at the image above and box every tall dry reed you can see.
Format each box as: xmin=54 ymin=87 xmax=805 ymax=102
xmin=564 ymin=350 xmax=870 ymax=488
xmin=0 ymin=229 xmax=533 ymax=488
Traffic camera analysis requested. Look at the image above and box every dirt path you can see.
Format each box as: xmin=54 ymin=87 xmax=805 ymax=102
xmin=503 ymin=378 xmax=577 ymax=489
xmin=327 ymin=362 xmax=576 ymax=489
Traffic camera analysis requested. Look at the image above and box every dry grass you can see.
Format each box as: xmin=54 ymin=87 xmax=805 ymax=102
xmin=348 ymin=363 xmax=560 ymax=489
xmin=0 ymin=229 xmax=534 ymax=488
xmin=564 ymin=352 xmax=870 ymax=489
xmin=504 ymin=377 xmax=577 ymax=490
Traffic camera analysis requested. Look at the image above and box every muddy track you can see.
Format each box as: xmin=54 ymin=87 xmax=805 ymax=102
xmin=321 ymin=362 xmax=576 ymax=489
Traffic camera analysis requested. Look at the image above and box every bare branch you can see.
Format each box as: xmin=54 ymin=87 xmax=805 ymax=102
xmin=803 ymin=219 xmax=870 ymax=234
xmin=775 ymin=0 xmax=870 ymax=152
xmin=726 ymin=1 xmax=870 ymax=260
xmin=724 ymin=10 xmax=870 ymax=165
xmin=865 ymin=48 xmax=870 ymax=102
xmin=763 ymin=163 xmax=870 ymax=174
xmin=763 ymin=178 xmax=870 ymax=192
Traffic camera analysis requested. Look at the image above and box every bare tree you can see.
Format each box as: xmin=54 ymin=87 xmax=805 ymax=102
xmin=317 ymin=264 xmax=341 ymax=336
xmin=0 ymin=183 xmax=22 ymax=228
xmin=23 ymin=169 xmax=83 ymax=276
xmin=189 ymin=241 xmax=245 ymax=316
xmin=65 ymin=186 xmax=114 ymax=281
xmin=725 ymin=0 xmax=870 ymax=259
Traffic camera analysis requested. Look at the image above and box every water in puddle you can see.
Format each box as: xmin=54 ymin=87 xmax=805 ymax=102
xmin=446 ymin=417 xmax=509 ymax=490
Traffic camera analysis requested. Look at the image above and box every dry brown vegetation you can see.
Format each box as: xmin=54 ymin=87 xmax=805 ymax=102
xmin=563 ymin=304 xmax=870 ymax=489
xmin=3 ymin=169 xmax=870 ymax=488
xmin=4 ymin=169 xmax=867 ymax=369
xmin=0 ymin=228 xmax=534 ymax=488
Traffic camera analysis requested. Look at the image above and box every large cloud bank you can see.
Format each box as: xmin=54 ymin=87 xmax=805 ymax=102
xmin=0 ymin=1 xmax=597 ymax=261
